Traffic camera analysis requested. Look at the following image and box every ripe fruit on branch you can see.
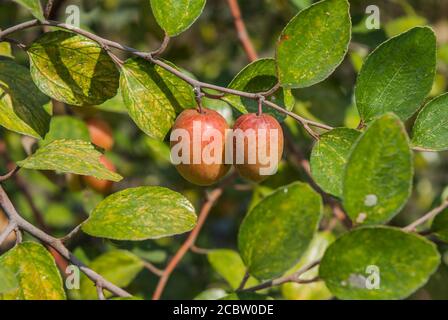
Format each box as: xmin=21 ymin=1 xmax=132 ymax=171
xmin=170 ymin=108 xmax=231 ymax=186
xmin=232 ymin=113 xmax=284 ymax=183
xmin=87 ymin=118 xmax=114 ymax=151
xmin=82 ymin=155 xmax=116 ymax=194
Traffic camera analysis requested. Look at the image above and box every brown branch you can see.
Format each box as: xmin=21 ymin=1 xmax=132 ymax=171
xmin=152 ymin=187 xmax=224 ymax=300
xmin=142 ymin=260 xmax=164 ymax=277
xmin=0 ymin=166 xmax=19 ymax=182
xmin=151 ymin=32 xmax=170 ymax=58
xmin=236 ymin=271 xmax=250 ymax=290
xmin=0 ymin=185 xmax=131 ymax=298
xmin=0 ymin=19 xmax=332 ymax=137
xmin=403 ymin=200 xmax=448 ymax=232
xmin=226 ymin=0 xmax=258 ymax=62
xmin=239 ymin=260 xmax=321 ymax=293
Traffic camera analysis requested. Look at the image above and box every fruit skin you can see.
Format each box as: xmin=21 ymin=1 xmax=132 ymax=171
xmin=82 ymin=155 xmax=116 ymax=194
xmin=232 ymin=113 xmax=284 ymax=182
xmin=170 ymin=108 xmax=231 ymax=186
xmin=0 ymin=209 xmax=16 ymax=252
xmin=87 ymin=118 xmax=114 ymax=151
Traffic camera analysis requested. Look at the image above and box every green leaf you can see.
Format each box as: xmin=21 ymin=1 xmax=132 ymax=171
xmin=411 ymin=93 xmax=448 ymax=151
xmin=14 ymin=0 xmax=45 ymax=21
xmin=0 ymin=58 xmax=51 ymax=138
xmin=27 ymin=31 xmax=119 ymax=106
xmin=319 ymin=226 xmax=440 ymax=300
xmin=276 ymin=0 xmax=351 ymax=88
xmin=194 ymin=288 xmax=227 ymax=300
xmin=431 ymin=208 xmax=448 ymax=242
xmin=120 ymin=58 xmax=196 ymax=140
xmin=207 ymin=249 xmax=258 ymax=290
xmin=82 ymin=186 xmax=197 ymax=240
xmin=0 ymin=242 xmax=66 ymax=300
xmin=150 ymin=0 xmax=206 ymax=36
xmin=223 ymin=58 xmax=294 ymax=121
xmin=238 ymin=182 xmax=322 ymax=279
xmin=0 ymin=41 xmax=13 ymax=58
xmin=355 ymin=27 xmax=436 ymax=122
xmin=281 ymin=231 xmax=334 ymax=300
xmin=384 ymin=15 xmax=427 ymax=38
xmin=80 ymin=250 xmax=143 ymax=299
xmin=310 ymin=128 xmax=361 ymax=197
xmin=41 ymin=115 xmax=90 ymax=146
xmin=220 ymin=292 xmax=271 ymax=300
xmin=17 ymin=139 xmax=123 ymax=181
xmin=343 ymin=113 xmax=413 ymax=225
xmin=0 ymin=266 xmax=18 ymax=294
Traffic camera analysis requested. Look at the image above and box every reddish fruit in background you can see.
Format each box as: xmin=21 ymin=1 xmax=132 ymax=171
xmin=0 ymin=209 xmax=16 ymax=252
xmin=87 ymin=118 xmax=114 ymax=151
xmin=232 ymin=113 xmax=284 ymax=183
xmin=82 ymin=155 xmax=116 ymax=194
xmin=170 ymin=108 xmax=230 ymax=186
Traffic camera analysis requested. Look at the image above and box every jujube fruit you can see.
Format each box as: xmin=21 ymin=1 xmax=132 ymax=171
xmin=82 ymin=155 xmax=116 ymax=194
xmin=170 ymin=108 xmax=231 ymax=186
xmin=87 ymin=118 xmax=114 ymax=151
xmin=232 ymin=113 xmax=284 ymax=182
xmin=0 ymin=209 xmax=16 ymax=252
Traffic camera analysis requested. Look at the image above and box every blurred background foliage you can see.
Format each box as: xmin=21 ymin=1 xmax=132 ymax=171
xmin=1 ymin=0 xmax=448 ymax=299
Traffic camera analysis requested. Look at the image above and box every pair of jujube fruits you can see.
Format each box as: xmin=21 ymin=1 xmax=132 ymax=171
xmin=171 ymin=108 xmax=284 ymax=186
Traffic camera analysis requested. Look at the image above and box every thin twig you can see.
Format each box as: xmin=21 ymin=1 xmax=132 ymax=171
xmin=151 ymin=174 xmax=237 ymax=300
xmin=226 ymin=0 xmax=258 ymax=62
xmin=0 ymin=19 xmax=332 ymax=138
xmin=96 ymin=282 xmax=106 ymax=300
xmin=151 ymin=32 xmax=170 ymax=58
xmin=236 ymin=271 xmax=250 ymax=290
xmin=403 ymin=200 xmax=448 ymax=232
xmin=142 ymin=260 xmax=164 ymax=277
xmin=0 ymin=185 xmax=131 ymax=298
xmin=190 ymin=245 xmax=211 ymax=254
xmin=0 ymin=166 xmax=19 ymax=182
xmin=59 ymin=223 xmax=82 ymax=243
xmin=152 ymin=187 xmax=224 ymax=300
xmin=0 ymin=37 xmax=26 ymax=50
xmin=239 ymin=260 xmax=320 ymax=292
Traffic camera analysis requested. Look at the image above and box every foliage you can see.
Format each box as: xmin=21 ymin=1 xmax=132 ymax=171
xmin=1 ymin=0 xmax=448 ymax=301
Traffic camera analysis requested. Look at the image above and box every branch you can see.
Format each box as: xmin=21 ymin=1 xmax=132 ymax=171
xmin=151 ymin=32 xmax=170 ymax=58
xmin=0 ymin=19 xmax=332 ymax=138
xmin=0 ymin=185 xmax=132 ymax=298
xmin=403 ymin=200 xmax=448 ymax=232
xmin=226 ymin=0 xmax=258 ymax=62
xmin=151 ymin=174 xmax=236 ymax=300
xmin=239 ymin=260 xmax=321 ymax=293
xmin=236 ymin=271 xmax=250 ymax=290
xmin=142 ymin=260 xmax=164 ymax=277
xmin=0 ymin=166 xmax=19 ymax=182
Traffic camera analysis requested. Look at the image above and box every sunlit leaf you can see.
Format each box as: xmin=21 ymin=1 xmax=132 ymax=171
xmin=82 ymin=186 xmax=197 ymax=240
xmin=320 ymin=227 xmax=440 ymax=299
xmin=17 ymin=139 xmax=123 ymax=181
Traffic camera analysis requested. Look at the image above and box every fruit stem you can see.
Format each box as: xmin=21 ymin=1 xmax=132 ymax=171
xmin=257 ymin=95 xmax=265 ymax=116
xmin=194 ymin=87 xmax=205 ymax=114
